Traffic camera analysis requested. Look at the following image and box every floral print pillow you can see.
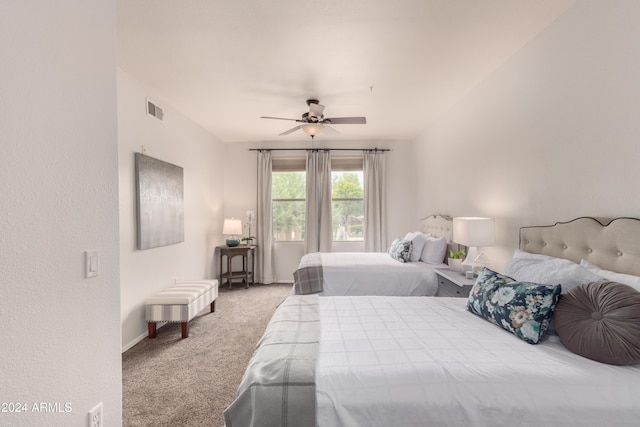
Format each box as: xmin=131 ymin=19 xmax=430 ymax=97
xmin=388 ymin=238 xmax=413 ymax=263
xmin=467 ymin=268 xmax=562 ymax=344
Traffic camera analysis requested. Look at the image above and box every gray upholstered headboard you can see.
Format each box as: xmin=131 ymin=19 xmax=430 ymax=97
xmin=519 ymin=217 xmax=640 ymax=277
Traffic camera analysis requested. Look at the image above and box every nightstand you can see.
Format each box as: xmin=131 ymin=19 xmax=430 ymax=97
xmin=217 ymin=245 xmax=256 ymax=289
xmin=434 ymin=268 xmax=475 ymax=298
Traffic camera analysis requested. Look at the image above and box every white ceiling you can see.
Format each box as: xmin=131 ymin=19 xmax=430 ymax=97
xmin=117 ymin=0 xmax=576 ymax=143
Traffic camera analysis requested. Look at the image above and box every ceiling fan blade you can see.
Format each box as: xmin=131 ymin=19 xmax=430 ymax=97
xmin=324 ymin=116 xmax=367 ymax=125
xmin=279 ymin=125 xmax=301 ymax=135
xmin=308 ymin=102 xmax=325 ymax=119
xmin=322 ymin=124 xmax=341 ymax=135
xmin=260 ymin=116 xmax=300 ymax=122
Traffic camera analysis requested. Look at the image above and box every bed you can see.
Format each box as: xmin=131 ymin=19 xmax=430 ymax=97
xmin=225 ymin=217 xmax=640 ymax=427
xmin=292 ymin=214 xmax=455 ymax=296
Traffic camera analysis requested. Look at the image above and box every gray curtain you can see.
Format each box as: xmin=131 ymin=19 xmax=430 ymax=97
xmin=305 ymin=150 xmax=333 ymax=253
xmin=256 ymin=150 xmax=274 ymax=283
xmin=363 ymin=151 xmax=386 ymax=252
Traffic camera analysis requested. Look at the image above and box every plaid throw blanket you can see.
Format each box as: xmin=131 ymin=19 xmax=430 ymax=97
xmin=293 ymin=252 xmax=324 ymax=294
xmin=224 ymin=296 xmax=320 ymax=427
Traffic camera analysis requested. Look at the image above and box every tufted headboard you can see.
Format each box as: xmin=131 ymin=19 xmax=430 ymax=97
xmin=519 ymin=217 xmax=640 ymax=277
xmin=418 ymin=214 xmax=462 ymax=259
xmin=419 ymin=214 xmax=453 ymax=242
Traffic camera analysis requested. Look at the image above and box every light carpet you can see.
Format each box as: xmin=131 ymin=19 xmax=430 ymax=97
xmin=122 ymin=283 xmax=292 ymax=427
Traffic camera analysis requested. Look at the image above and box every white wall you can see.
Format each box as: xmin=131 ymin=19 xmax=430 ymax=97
xmin=118 ymin=69 xmax=226 ymax=350
xmin=0 ymin=1 xmax=122 ymax=426
xmin=413 ymin=0 xmax=640 ymax=271
xmin=223 ymin=139 xmax=417 ymax=282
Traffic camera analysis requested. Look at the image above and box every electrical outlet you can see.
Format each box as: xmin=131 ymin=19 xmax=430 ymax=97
xmin=88 ymin=402 xmax=102 ymax=427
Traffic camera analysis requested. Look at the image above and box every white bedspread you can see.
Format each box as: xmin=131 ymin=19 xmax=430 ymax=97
xmin=316 ymin=296 xmax=640 ymax=427
xmin=318 ymin=252 xmax=443 ymax=296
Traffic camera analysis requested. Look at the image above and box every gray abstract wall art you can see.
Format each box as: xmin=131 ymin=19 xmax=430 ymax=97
xmin=135 ymin=153 xmax=184 ymax=250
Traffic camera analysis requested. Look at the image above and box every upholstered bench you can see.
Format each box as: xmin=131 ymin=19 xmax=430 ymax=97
xmin=145 ymin=279 xmax=218 ymax=339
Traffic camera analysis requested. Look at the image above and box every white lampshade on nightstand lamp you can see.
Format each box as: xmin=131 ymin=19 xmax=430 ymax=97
xmin=223 ymin=218 xmax=243 ymax=247
xmin=453 ymin=217 xmax=495 ymax=275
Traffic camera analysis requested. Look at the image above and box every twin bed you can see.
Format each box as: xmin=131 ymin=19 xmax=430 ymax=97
xmin=293 ymin=214 xmax=455 ymax=296
xmin=225 ymin=217 xmax=640 ymax=426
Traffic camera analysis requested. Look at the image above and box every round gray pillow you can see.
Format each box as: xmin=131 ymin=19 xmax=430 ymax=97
xmin=554 ymin=281 xmax=640 ymax=365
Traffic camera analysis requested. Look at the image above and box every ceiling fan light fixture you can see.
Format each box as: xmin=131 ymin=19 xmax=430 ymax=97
xmin=261 ymin=99 xmax=366 ymax=137
xmin=301 ymin=123 xmax=324 ymax=136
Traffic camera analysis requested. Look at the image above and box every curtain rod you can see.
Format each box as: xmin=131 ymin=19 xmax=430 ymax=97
xmin=248 ymin=147 xmax=390 ymax=152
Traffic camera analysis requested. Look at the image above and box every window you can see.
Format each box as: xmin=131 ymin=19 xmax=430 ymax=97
xmin=271 ymin=156 xmax=364 ymax=242
xmin=331 ymin=159 xmax=364 ymax=241
xmin=272 ymin=158 xmax=306 ymax=242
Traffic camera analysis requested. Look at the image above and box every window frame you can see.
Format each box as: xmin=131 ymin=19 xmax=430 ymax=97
xmin=271 ymin=158 xmax=306 ymax=242
xmin=270 ymin=155 xmax=365 ymax=243
xmin=330 ymin=157 xmax=364 ymax=242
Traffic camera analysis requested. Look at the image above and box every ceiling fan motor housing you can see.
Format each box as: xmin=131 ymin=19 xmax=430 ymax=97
xmin=260 ymin=98 xmax=365 ymax=136
xmin=302 ymin=112 xmax=323 ymax=123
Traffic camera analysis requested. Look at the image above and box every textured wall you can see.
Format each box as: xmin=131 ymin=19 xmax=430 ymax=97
xmin=0 ymin=1 xmax=122 ymax=425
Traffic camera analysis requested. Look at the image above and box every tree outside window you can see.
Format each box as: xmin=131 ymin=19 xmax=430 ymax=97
xmin=271 ymin=163 xmax=364 ymax=243
xmin=272 ymin=171 xmax=306 ymax=241
xmin=332 ymin=171 xmax=364 ymax=241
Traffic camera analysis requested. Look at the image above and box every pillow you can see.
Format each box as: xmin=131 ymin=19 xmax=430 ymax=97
xmin=467 ymin=268 xmax=561 ymax=344
xmin=420 ymin=235 xmax=447 ymax=264
xmin=554 ymin=281 xmax=640 ymax=365
xmin=580 ymin=259 xmax=640 ymax=292
xmin=404 ymin=231 xmax=428 ymax=240
xmin=403 ymin=232 xmax=428 ymax=263
xmin=511 ymin=249 xmax=560 ymax=261
xmin=388 ymin=238 xmax=412 ymax=263
xmin=504 ymin=256 xmax=603 ymax=294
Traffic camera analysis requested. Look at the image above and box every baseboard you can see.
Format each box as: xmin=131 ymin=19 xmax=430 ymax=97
xmin=122 ymin=321 xmax=167 ymax=353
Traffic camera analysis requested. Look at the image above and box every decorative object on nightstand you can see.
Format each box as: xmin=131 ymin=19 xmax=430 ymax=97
xmin=453 ymin=217 xmax=495 ymax=275
xmin=223 ymin=218 xmax=243 ymax=247
xmin=447 ymin=249 xmax=466 ymax=272
xmin=434 ymin=268 xmax=475 ymax=298
xmin=242 ymin=210 xmax=256 ymax=246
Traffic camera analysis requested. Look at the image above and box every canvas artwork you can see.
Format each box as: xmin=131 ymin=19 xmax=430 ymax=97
xmin=135 ymin=153 xmax=184 ymax=250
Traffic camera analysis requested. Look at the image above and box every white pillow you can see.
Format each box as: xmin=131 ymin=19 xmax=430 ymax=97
xmin=404 ymin=232 xmax=428 ymax=262
xmin=404 ymin=231 xmax=431 ymax=241
xmin=580 ymin=259 xmax=640 ymax=292
xmin=504 ymin=255 xmax=603 ymax=294
xmin=512 ymin=249 xmax=558 ymax=261
xmin=420 ymin=235 xmax=447 ymax=264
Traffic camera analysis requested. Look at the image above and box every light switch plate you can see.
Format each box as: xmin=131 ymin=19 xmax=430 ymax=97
xmin=85 ymin=251 xmax=99 ymax=278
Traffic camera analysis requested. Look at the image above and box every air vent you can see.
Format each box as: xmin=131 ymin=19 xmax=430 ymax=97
xmin=146 ymin=99 xmax=164 ymax=121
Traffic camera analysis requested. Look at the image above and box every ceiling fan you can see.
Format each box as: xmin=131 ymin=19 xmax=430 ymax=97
xmin=260 ymin=99 xmax=366 ymax=139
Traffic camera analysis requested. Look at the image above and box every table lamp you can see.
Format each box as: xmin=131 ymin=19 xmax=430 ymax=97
xmin=453 ymin=217 xmax=495 ymax=274
xmin=223 ymin=218 xmax=243 ymax=247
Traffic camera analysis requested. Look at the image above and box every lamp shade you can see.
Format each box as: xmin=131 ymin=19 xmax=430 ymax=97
xmin=301 ymin=123 xmax=324 ymax=136
xmin=453 ymin=217 xmax=495 ymax=247
xmin=222 ymin=218 xmax=242 ymax=235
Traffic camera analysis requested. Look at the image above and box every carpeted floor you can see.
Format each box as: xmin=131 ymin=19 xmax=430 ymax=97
xmin=122 ymin=283 xmax=292 ymax=427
